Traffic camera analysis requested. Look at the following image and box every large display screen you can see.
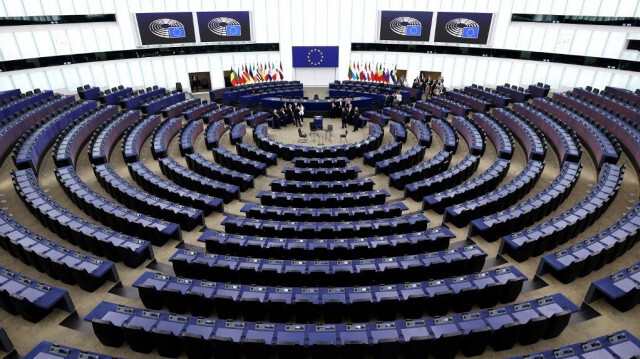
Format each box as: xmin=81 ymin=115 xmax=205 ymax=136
xmin=196 ymin=11 xmax=252 ymax=42
xmin=135 ymin=12 xmax=196 ymax=45
xmin=433 ymin=12 xmax=493 ymax=45
xmin=379 ymin=11 xmax=433 ymax=42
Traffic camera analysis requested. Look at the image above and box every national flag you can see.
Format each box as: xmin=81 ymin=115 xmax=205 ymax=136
xmin=230 ymin=66 xmax=239 ymax=86
xmin=260 ymin=64 xmax=265 ymax=82
xmin=277 ymin=62 xmax=284 ymax=81
xmin=240 ymin=64 xmax=249 ymax=84
xmin=390 ymin=65 xmax=397 ymax=85
xmin=377 ymin=65 xmax=383 ymax=83
xmin=265 ymin=63 xmax=271 ymax=81
xmin=359 ymin=62 xmax=365 ymax=81
xmin=348 ymin=61 xmax=354 ymax=80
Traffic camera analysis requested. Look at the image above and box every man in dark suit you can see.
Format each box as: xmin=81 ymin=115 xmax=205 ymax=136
xmin=293 ymin=102 xmax=302 ymax=127
xmin=330 ymin=101 xmax=338 ymax=119
xmin=271 ymin=109 xmax=281 ymax=129
xmin=285 ymin=104 xmax=293 ymax=126
xmin=341 ymin=107 xmax=348 ymax=129
xmin=279 ymin=107 xmax=288 ymax=127
xmin=351 ymin=107 xmax=361 ymax=132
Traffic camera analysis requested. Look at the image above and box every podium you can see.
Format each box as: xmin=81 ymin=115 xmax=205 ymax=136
xmin=314 ymin=116 xmax=323 ymax=130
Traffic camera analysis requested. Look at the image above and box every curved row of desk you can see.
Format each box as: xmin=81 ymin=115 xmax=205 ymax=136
xmin=532 ymin=97 xmax=618 ymax=169
xmin=197 ymin=226 xmax=453 ymax=259
xmin=121 ymin=87 xmax=164 ymax=109
xmin=0 ymin=201 xmax=119 ymax=292
xmin=178 ymin=119 xmax=203 ymax=156
xmin=237 ymin=141 xmax=277 ymax=166
xmin=213 ymin=146 xmax=266 ymax=177
xmin=0 ymin=264 xmax=74 ymax=323
xmin=491 ymin=107 xmax=547 ymax=161
xmin=159 ymin=156 xmax=240 ymax=203
xmin=574 ymin=86 xmax=640 ymax=125
xmin=269 ymin=177 xmax=374 ymax=193
xmin=472 ymin=161 xmax=582 ymax=242
xmin=131 ymin=266 xmax=525 ymax=322
xmin=241 ymin=202 xmax=408 ymax=222
xmin=183 ymin=101 xmax=218 ymax=121
xmin=222 ymin=213 xmax=428 ymax=239
xmin=255 ymin=189 xmax=389 ymax=208
xmin=364 ymin=141 xmax=402 ymax=166
xmin=465 ymin=85 xmax=510 ymax=107
xmin=375 ymin=145 xmax=425 ymax=175
xmin=432 ymin=118 xmax=459 ymax=152
xmin=140 ymin=91 xmax=185 ymax=115
xmin=451 ymin=115 xmax=485 ymax=156
xmin=511 ymin=102 xmax=581 ymax=163
xmin=229 ymin=122 xmax=246 ymax=145
xmin=0 ymin=94 xmax=74 ymax=165
xmin=406 ymin=153 xmax=478 ymax=201
xmin=444 ymin=160 xmax=545 ymax=227
xmin=432 ymin=95 xmax=473 ymax=116
xmin=424 ymin=158 xmax=512 ymax=213
xmin=471 ymin=113 xmax=514 ymax=159
xmin=416 ymin=100 xmax=451 ymax=119
xmin=13 ymin=100 xmax=97 ymax=174
xmin=85 ymin=294 xmax=576 ymax=359
xmin=12 ymin=107 xmax=156 ymax=265
xmin=185 ymin=152 xmax=253 ymax=192
xmin=535 ymin=90 xmax=640 ymax=283
xmin=585 ymin=261 xmax=640 ymax=312
xmin=53 ymin=105 xmax=120 ymax=167
xmin=162 ymin=97 xmax=200 ymax=118
xmin=169 ymin=244 xmax=486 ymax=287
xmin=447 ymin=90 xmax=490 ymax=113
xmin=0 ymin=89 xmax=53 ymax=121
xmin=391 ymin=150 xmax=453 ymax=191
xmin=401 ymin=105 xmax=432 ymax=123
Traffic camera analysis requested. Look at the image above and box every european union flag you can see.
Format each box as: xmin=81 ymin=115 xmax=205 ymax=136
xmin=292 ymin=46 xmax=339 ymax=67
xmin=462 ymin=27 xmax=479 ymax=39
xmin=226 ymin=25 xmax=241 ymax=36
xmin=168 ymin=26 xmax=186 ymax=38
xmin=406 ymin=25 xmax=422 ymax=36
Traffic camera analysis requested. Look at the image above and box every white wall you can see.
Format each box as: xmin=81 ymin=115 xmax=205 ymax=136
xmin=2 ymin=0 xmax=640 ymax=91
xmin=0 ymin=51 xmax=280 ymax=94
xmin=349 ymin=51 xmax=640 ymax=92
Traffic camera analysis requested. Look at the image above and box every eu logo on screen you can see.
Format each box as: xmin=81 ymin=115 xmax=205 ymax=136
xmin=406 ymin=25 xmax=422 ymax=36
xmin=461 ymin=27 xmax=479 ymax=39
xmin=168 ymin=26 xmax=186 ymax=38
xmin=226 ymin=25 xmax=242 ymax=36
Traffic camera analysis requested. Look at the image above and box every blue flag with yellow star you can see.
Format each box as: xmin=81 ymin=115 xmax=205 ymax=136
xmin=292 ymin=46 xmax=339 ymax=67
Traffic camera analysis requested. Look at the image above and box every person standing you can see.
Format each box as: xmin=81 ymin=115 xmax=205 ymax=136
xmin=191 ymin=74 xmax=199 ymax=92
xmin=352 ymin=107 xmax=361 ymax=132
xmin=279 ymin=108 xmax=287 ymax=127
xmin=293 ymin=102 xmax=302 ymax=127
xmin=341 ymin=107 xmax=348 ymax=129
xmin=271 ymin=109 xmax=280 ymax=129
xmin=299 ymin=103 xmax=305 ymax=125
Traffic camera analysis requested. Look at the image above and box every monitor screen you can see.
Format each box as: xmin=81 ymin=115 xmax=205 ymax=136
xmin=434 ymin=12 xmax=493 ymax=45
xmin=135 ymin=12 xmax=196 ymax=45
xmin=196 ymin=11 xmax=253 ymax=42
xmin=379 ymin=11 xmax=433 ymax=42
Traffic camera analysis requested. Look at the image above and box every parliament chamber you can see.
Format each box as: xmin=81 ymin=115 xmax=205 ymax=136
xmin=2 ymin=0 xmax=640 ymax=358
